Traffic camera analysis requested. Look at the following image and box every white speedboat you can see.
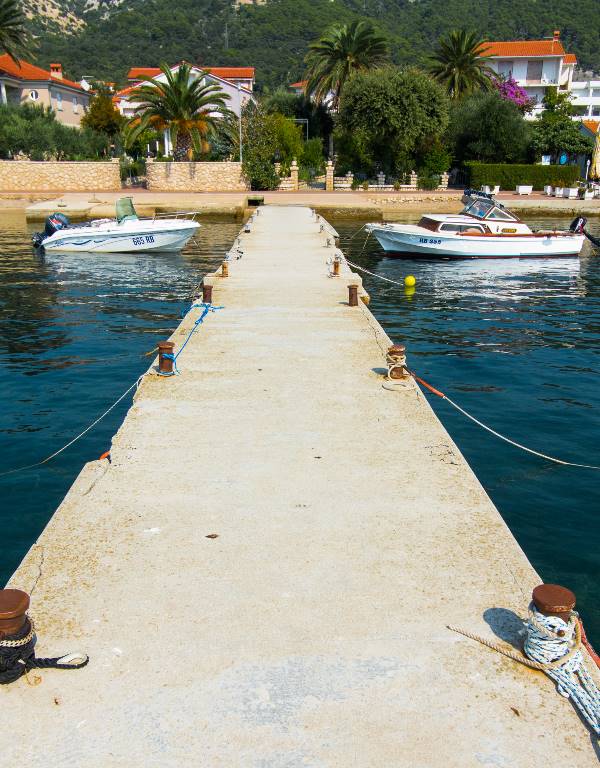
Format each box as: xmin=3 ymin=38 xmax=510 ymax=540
xmin=32 ymin=198 xmax=200 ymax=253
xmin=366 ymin=191 xmax=586 ymax=259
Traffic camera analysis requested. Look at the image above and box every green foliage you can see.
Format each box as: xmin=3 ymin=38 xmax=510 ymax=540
xmin=301 ymin=137 xmax=325 ymax=176
xmin=81 ymin=88 xmax=124 ymax=137
xmin=262 ymin=89 xmax=333 ymax=142
xmin=448 ymin=92 xmax=530 ymax=164
xmin=336 ymin=66 xmax=449 ymax=176
xmin=0 ymin=0 xmax=31 ymax=62
xmin=32 ymin=0 xmax=600 ymax=92
xmin=530 ymin=88 xmax=594 ymax=162
xmin=305 ymin=19 xmax=388 ymax=108
xmin=126 ymin=62 xmax=232 ymax=160
xmin=465 ymin=161 xmax=580 ymax=190
xmin=120 ymin=157 xmax=146 ymax=181
xmin=240 ymin=102 xmax=279 ymax=190
xmin=429 ymin=29 xmax=495 ymax=99
xmin=418 ymin=174 xmax=440 ymax=190
xmin=416 ymin=137 xmax=452 ymax=175
xmin=0 ymin=103 xmax=109 ymax=159
xmin=270 ymin=112 xmax=303 ymax=172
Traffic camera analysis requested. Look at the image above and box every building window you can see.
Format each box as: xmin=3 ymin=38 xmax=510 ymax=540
xmin=526 ymin=60 xmax=543 ymax=82
xmin=29 ymin=89 xmax=39 ymax=101
xmin=55 ymin=92 xmax=62 ymax=110
xmin=592 ymin=89 xmax=600 ymax=98
xmin=592 ymin=106 xmax=600 ymax=117
xmin=73 ymin=95 xmax=78 ymax=113
xmin=497 ymin=60 xmax=513 ymax=79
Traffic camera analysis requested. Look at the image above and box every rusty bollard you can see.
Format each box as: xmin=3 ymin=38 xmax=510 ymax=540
xmin=158 ymin=341 xmax=175 ymax=375
xmin=202 ymin=283 xmax=213 ymax=304
xmin=0 ymin=589 xmax=32 ymax=684
xmin=221 ymin=261 xmax=229 ymax=277
xmin=348 ymin=283 xmax=359 ymax=307
xmin=0 ymin=589 xmax=29 ymax=640
xmin=386 ymin=344 xmax=410 ymax=380
xmin=332 ymin=256 xmax=341 ymax=277
xmin=532 ymin=584 xmax=576 ymax=625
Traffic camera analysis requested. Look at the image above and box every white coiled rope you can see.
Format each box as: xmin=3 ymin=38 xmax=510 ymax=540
xmin=524 ymin=605 xmax=600 ymax=734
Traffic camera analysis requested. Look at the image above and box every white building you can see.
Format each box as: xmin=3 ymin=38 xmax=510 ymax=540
xmin=114 ymin=63 xmax=254 ymax=155
xmin=570 ymin=79 xmax=600 ymax=122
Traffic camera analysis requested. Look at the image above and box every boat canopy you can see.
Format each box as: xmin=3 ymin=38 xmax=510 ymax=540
xmin=116 ymin=197 xmax=139 ymax=223
xmin=461 ymin=197 xmax=518 ymax=222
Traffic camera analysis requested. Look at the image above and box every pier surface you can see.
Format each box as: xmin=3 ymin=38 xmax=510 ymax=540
xmin=3 ymin=206 xmax=597 ymax=766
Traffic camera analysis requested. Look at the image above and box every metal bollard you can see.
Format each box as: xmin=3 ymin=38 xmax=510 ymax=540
xmin=386 ymin=344 xmax=410 ymax=380
xmin=532 ymin=584 xmax=576 ymax=624
xmin=0 ymin=589 xmax=29 ymax=640
xmin=332 ymin=256 xmax=341 ymax=276
xmin=348 ymin=283 xmax=359 ymax=307
xmin=158 ymin=341 xmax=175 ymax=375
xmin=202 ymin=283 xmax=213 ymax=304
xmin=221 ymin=261 xmax=229 ymax=277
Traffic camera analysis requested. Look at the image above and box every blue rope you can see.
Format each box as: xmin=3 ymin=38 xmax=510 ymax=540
xmin=158 ymin=302 xmax=224 ymax=377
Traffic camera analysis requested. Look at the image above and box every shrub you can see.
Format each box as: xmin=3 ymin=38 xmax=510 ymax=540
xmin=465 ymin=162 xmax=579 ymax=190
xmin=418 ymin=174 xmax=440 ymax=190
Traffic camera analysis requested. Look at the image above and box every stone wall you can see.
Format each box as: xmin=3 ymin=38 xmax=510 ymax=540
xmin=146 ymin=160 xmax=248 ymax=192
xmin=0 ymin=159 xmax=121 ymax=192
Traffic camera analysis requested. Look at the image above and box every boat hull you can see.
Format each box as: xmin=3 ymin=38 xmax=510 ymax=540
xmin=369 ymin=226 xmax=585 ymax=259
xmin=41 ymin=222 xmax=199 ymax=253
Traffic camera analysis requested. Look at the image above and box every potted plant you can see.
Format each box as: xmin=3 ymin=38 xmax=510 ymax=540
xmin=553 ymin=179 xmax=564 ymax=197
xmin=516 ymin=183 xmax=533 ymax=195
xmin=543 ymin=182 xmax=553 ymax=196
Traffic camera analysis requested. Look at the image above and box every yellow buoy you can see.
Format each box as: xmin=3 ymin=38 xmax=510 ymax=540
xmin=404 ymin=275 xmax=416 ymax=288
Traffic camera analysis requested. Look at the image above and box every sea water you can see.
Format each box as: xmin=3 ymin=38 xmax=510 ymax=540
xmin=0 ymin=211 xmax=598 ymax=640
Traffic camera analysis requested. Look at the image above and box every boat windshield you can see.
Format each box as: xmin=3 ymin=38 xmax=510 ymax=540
xmin=116 ymin=197 xmax=138 ymax=223
xmin=462 ymin=199 xmax=517 ymax=221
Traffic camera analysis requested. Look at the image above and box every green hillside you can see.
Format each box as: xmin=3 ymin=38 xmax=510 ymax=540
xmin=33 ymin=0 xmax=600 ymax=89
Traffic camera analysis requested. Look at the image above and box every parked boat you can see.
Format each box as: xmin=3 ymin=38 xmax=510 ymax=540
xmin=32 ymin=198 xmax=200 ymax=253
xmin=366 ymin=191 xmax=586 ymax=259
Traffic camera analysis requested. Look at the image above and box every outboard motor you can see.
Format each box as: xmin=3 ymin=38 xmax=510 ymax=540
xmin=569 ymin=216 xmax=587 ymax=234
xmin=32 ymin=212 xmax=70 ymax=249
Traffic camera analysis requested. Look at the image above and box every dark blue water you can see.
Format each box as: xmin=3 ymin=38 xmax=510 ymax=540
xmin=1 ymin=210 xmax=599 ymax=641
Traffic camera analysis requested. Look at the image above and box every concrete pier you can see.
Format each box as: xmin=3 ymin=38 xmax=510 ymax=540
xmin=2 ymin=206 xmax=597 ymax=765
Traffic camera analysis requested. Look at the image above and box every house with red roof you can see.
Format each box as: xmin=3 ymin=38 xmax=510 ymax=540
xmin=483 ymin=31 xmax=578 ymax=120
xmin=0 ymin=56 xmax=89 ymax=126
xmin=126 ymin=65 xmax=255 ymax=92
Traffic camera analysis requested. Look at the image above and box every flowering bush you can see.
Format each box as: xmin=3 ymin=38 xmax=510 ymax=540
xmin=492 ymin=77 xmax=535 ymax=114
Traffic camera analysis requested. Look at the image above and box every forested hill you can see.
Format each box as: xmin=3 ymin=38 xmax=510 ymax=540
xmin=33 ymin=0 xmax=600 ymax=88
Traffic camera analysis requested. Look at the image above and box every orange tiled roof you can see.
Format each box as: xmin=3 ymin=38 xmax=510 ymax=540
xmin=127 ymin=65 xmax=255 ymax=81
xmin=0 ymin=54 xmax=83 ymax=90
xmin=289 ymin=80 xmax=307 ymax=88
xmin=582 ymin=119 xmax=600 ymax=135
xmin=563 ymin=53 xmax=577 ymax=64
xmin=482 ymin=40 xmax=567 ymax=57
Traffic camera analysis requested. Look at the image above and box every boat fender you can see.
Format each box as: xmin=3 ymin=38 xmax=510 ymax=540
xmin=569 ymin=216 xmax=587 ymax=234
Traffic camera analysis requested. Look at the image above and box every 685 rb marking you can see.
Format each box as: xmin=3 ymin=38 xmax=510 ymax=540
xmin=132 ymin=235 xmax=155 ymax=246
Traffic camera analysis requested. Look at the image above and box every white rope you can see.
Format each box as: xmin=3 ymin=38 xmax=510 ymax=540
xmin=0 ymin=375 xmax=144 ymax=478
xmin=524 ymin=605 xmax=600 ymax=734
xmin=442 ymin=393 xmax=600 ymax=470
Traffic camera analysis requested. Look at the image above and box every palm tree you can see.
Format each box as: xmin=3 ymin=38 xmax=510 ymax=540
xmin=0 ymin=0 xmax=30 ymax=63
xmin=127 ymin=63 xmax=232 ymax=161
xmin=429 ymin=30 xmax=495 ymax=99
xmin=304 ymin=19 xmax=388 ymax=110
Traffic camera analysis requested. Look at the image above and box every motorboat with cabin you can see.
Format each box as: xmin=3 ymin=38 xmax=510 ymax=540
xmin=32 ymin=198 xmax=200 ymax=253
xmin=365 ymin=190 xmax=587 ymax=259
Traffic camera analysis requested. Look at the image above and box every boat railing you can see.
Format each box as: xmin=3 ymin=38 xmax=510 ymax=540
xmin=148 ymin=211 xmax=201 ymax=222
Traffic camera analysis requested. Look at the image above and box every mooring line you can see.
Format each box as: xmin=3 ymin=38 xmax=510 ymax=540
xmin=410 ymin=371 xmax=600 ymax=470
xmin=0 ymin=376 xmax=144 ymax=479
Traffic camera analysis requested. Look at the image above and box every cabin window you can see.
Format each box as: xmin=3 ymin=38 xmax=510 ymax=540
xmin=486 ymin=208 xmax=515 ymax=221
xmin=417 ymin=216 xmax=440 ymax=232
xmin=440 ymin=223 xmax=486 ymax=233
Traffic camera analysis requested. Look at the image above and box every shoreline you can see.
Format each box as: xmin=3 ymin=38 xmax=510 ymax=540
xmin=0 ymin=188 xmax=599 ymax=221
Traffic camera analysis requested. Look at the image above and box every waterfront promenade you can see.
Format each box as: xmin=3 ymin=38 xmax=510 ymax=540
xmin=2 ymin=206 xmax=597 ymax=765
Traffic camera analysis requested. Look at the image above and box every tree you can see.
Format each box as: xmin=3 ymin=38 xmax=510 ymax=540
xmin=270 ymin=112 xmax=303 ymax=172
xmin=81 ymin=87 xmax=124 ymax=137
xmin=0 ymin=0 xmax=29 ymax=63
xmin=530 ymin=86 xmax=593 ymax=162
xmin=448 ymin=92 xmax=531 ymax=164
xmin=239 ymin=102 xmax=279 ymax=190
xmin=305 ymin=19 xmax=388 ymax=109
xmin=335 ymin=67 xmax=449 ymax=176
xmin=126 ymin=63 xmax=232 ymax=161
xmin=429 ymin=30 xmax=495 ymax=99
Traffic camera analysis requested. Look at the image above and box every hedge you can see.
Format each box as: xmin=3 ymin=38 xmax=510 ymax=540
xmin=465 ymin=162 xmax=580 ymax=191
